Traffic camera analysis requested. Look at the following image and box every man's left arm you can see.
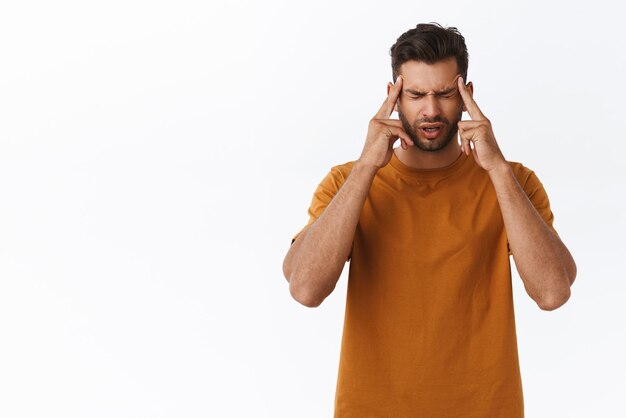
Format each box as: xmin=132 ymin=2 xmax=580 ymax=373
xmin=456 ymin=75 xmax=577 ymax=311
xmin=488 ymin=164 xmax=577 ymax=310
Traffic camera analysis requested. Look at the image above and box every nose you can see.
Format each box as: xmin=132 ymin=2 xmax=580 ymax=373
xmin=421 ymin=94 xmax=443 ymax=118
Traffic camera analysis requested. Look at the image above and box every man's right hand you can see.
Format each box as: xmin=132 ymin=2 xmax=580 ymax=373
xmin=358 ymin=75 xmax=414 ymax=170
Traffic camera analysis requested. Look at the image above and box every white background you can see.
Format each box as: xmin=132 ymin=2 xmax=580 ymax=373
xmin=0 ymin=0 xmax=624 ymax=417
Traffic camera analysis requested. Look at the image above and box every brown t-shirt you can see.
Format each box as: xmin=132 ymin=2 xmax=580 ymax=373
xmin=291 ymin=149 xmax=558 ymax=417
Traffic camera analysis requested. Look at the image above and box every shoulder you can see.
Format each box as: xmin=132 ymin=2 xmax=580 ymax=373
xmin=506 ymin=159 xmax=540 ymax=187
xmin=505 ymin=159 xmax=552 ymax=199
xmin=330 ymin=160 xmax=357 ymax=177
xmin=310 ymin=160 xmax=358 ymax=194
xmin=323 ymin=160 xmax=357 ymax=185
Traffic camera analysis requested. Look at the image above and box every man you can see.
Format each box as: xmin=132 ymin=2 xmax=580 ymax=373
xmin=282 ymin=22 xmax=577 ymax=417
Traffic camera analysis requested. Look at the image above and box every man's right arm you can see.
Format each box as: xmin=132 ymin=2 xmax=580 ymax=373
xmin=282 ymin=161 xmax=377 ymax=307
xmin=283 ymin=74 xmax=412 ymax=307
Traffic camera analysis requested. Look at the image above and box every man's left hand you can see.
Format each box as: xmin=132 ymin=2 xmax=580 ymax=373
xmin=457 ymin=77 xmax=507 ymax=172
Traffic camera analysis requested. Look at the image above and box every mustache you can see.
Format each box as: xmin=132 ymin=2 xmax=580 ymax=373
xmin=415 ymin=117 xmax=447 ymax=125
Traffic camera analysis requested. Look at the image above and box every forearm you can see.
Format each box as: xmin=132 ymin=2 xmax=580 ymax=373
xmin=287 ymin=161 xmax=377 ymax=307
xmin=488 ymin=164 xmax=576 ymax=310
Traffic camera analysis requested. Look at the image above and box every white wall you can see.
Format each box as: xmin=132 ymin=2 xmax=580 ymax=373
xmin=0 ymin=0 xmax=624 ymax=417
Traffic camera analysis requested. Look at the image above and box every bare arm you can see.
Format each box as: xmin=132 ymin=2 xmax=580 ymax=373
xmin=489 ymin=164 xmax=576 ymax=311
xmin=283 ymin=161 xmax=378 ymax=307
xmin=455 ymin=75 xmax=576 ymax=311
xmin=283 ymin=75 xmax=413 ymax=307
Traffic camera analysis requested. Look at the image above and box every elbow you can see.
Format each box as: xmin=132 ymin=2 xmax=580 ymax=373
xmin=536 ymin=258 xmax=576 ymax=311
xmin=288 ymin=268 xmax=336 ymax=308
xmin=289 ymin=280 xmax=324 ymax=308
xmin=538 ymin=300 xmax=562 ymax=312
xmin=538 ymin=286 xmax=571 ymax=311
xmin=283 ymin=255 xmax=323 ymax=307
xmin=562 ymin=246 xmax=577 ymax=286
xmin=282 ymin=258 xmax=293 ymax=284
xmin=567 ymin=261 xmax=577 ymax=286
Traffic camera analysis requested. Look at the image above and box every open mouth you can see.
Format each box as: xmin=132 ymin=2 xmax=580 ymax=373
xmin=419 ymin=125 xmax=443 ymax=139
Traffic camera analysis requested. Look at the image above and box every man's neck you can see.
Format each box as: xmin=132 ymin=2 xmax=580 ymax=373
xmin=394 ymin=142 xmax=463 ymax=170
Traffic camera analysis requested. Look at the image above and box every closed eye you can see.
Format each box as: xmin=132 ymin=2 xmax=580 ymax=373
xmin=409 ymin=91 xmax=456 ymax=99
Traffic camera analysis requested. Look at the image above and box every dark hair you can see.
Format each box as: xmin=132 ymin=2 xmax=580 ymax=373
xmin=390 ymin=22 xmax=469 ymax=83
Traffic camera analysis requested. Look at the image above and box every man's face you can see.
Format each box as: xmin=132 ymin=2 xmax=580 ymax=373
xmin=394 ymin=57 xmax=470 ymax=153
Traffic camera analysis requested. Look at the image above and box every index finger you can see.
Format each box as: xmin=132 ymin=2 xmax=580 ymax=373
xmin=374 ymin=76 xmax=403 ymax=119
xmin=457 ymin=76 xmax=486 ymax=121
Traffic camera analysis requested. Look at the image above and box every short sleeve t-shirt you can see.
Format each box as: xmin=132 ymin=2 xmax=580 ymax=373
xmin=291 ymin=149 xmax=558 ymax=418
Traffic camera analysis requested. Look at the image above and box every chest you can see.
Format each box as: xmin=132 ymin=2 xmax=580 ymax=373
xmin=356 ymin=171 xmax=505 ymax=263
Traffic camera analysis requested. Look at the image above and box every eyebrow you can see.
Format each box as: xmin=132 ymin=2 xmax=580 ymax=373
xmin=404 ymin=86 xmax=457 ymax=95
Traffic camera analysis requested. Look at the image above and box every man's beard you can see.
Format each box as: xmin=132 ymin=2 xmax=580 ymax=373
xmin=398 ymin=110 xmax=462 ymax=153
